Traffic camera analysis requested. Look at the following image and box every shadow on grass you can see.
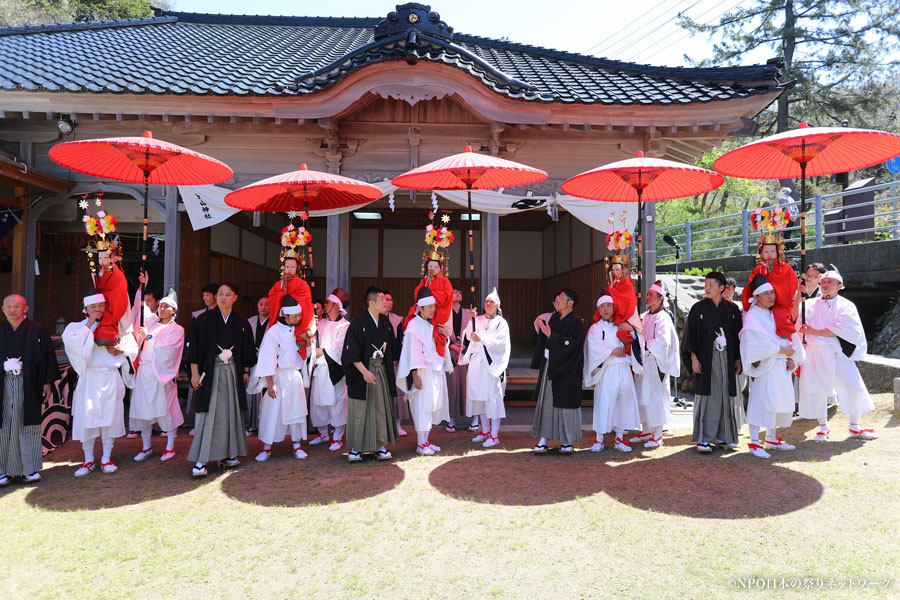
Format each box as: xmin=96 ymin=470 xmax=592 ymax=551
xmin=221 ymin=443 xmax=405 ymax=507
xmin=25 ymin=435 xmax=225 ymax=511
xmin=428 ymin=432 xmax=826 ymax=516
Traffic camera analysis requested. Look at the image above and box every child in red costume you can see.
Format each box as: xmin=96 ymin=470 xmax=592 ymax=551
xmin=740 ymin=241 xmax=798 ymax=338
xmin=604 ymin=260 xmax=640 ymax=355
xmin=404 ymin=256 xmax=453 ymax=357
xmin=268 ymin=256 xmax=315 ymax=359
xmin=92 ymin=250 xmax=131 ymax=346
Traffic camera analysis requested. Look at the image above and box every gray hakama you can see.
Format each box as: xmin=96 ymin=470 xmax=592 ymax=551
xmin=691 ymin=347 xmax=739 ymax=445
xmin=531 ymin=361 xmax=582 ymax=445
xmin=0 ymin=373 xmax=42 ymax=477
xmin=346 ymin=357 xmax=397 ymax=452
xmin=187 ymin=359 xmax=248 ymax=463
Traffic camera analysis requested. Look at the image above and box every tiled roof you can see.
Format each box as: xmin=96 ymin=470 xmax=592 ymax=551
xmin=0 ymin=5 xmax=784 ymax=104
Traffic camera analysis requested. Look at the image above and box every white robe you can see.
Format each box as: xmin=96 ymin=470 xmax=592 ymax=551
xmin=740 ymin=304 xmax=805 ymax=430
xmin=397 ymin=315 xmax=446 ymax=432
xmin=310 ymin=317 xmax=349 ymax=428
xmin=252 ymin=322 xmax=308 ymax=444
xmin=798 ymin=295 xmax=873 ymax=419
xmin=635 ymin=310 xmax=679 ymax=428
xmin=130 ymin=315 xmax=185 ymax=432
xmin=458 ymin=314 xmax=510 ymax=420
xmin=63 ymin=320 xmax=138 ymax=442
xmin=583 ymin=319 xmax=642 ymax=434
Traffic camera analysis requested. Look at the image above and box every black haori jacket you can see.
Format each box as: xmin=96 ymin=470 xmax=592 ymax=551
xmin=531 ymin=311 xmax=586 ymax=409
xmin=0 ymin=318 xmax=60 ymax=427
xmin=185 ymin=307 xmax=256 ymax=413
xmin=341 ymin=311 xmax=398 ymax=401
xmin=681 ymin=297 xmax=743 ymax=397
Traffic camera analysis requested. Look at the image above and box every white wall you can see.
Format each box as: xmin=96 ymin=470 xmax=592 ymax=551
xmin=241 ymin=230 xmax=265 ymax=266
xmin=350 ymin=229 xmax=379 ymax=277
xmin=380 ymin=228 xmax=478 ymax=279
xmin=572 ymin=217 xmax=591 ymax=269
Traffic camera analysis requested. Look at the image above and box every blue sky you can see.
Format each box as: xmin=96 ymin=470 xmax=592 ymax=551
xmin=165 ymin=0 xmax=775 ymax=68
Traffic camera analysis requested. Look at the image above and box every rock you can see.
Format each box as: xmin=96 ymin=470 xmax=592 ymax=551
xmin=871 ymin=297 xmax=900 ymax=359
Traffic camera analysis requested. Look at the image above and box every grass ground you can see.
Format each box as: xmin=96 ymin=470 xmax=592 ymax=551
xmin=1 ymin=394 xmax=898 ymax=600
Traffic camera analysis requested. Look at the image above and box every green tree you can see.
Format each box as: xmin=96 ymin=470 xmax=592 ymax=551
xmin=679 ymin=1 xmax=900 ymax=134
xmin=1 ymin=0 xmax=158 ymax=26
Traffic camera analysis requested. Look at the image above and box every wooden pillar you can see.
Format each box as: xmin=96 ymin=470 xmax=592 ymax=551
xmin=480 ymin=212 xmax=499 ymax=302
xmin=326 ymin=213 xmax=350 ymax=293
xmin=10 ymin=184 xmax=27 ymax=296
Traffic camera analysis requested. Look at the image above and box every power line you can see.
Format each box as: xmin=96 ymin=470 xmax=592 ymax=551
xmin=611 ymin=0 xmax=706 ymax=60
xmin=618 ymin=0 xmax=746 ymax=64
xmin=594 ymin=0 xmax=698 ymax=57
xmin=584 ymin=0 xmax=668 ymax=55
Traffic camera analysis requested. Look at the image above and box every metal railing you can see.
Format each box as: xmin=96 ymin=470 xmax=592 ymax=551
xmin=656 ymin=179 xmax=900 ymax=263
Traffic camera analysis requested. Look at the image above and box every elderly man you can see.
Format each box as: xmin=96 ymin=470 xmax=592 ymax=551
xmin=681 ymin=272 xmax=743 ymax=453
xmin=798 ymin=269 xmax=877 ymax=441
xmin=0 ymin=295 xmax=60 ymax=485
xmin=64 ymin=289 xmax=139 ymax=477
xmin=740 ymin=274 xmax=805 ymax=458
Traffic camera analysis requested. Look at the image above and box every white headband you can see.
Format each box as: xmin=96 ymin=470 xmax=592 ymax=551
xmin=280 ymin=304 xmax=302 ymax=316
xmin=417 ymin=296 xmax=436 ymax=307
xmin=597 ymin=295 xmax=614 ymax=306
xmin=327 ymin=294 xmax=347 ymax=316
xmin=648 ymin=283 xmax=665 ymax=297
xmin=821 ymin=270 xmax=843 ymax=284
xmin=752 ymin=282 xmax=774 ymax=296
xmin=83 ymin=293 xmax=105 ymax=306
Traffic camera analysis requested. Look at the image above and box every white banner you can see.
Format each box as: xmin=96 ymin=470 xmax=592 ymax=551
xmin=178 ymin=185 xmax=241 ymax=230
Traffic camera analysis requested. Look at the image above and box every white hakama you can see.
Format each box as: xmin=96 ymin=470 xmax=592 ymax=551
xmin=309 ymin=317 xmax=349 ymax=429
xmin=798 ymin=296 xmax=874 ymax=419
xmin=252 ymin=322 xmax=308 ymax=444
xmin=130 ymin=316 xmax=185 ymax=433
xmin=63 ymin=320 xmax=137 ymax=442
xmin=636 ymin=310 xmax=679 ymax=429
xmin=740 ymin=304 xmax=805 ymax=430
xmin=397 ymin=315 xmax=446 ymax=432
xmin=584 ymin=319 xmax=641 ymax=434
xmin=459 ymin=314 xmax=509 ymax=420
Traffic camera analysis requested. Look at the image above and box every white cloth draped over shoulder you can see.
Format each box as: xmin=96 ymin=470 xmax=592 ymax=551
xmin=798 ymin=296 xmax=873 ymax=418
xmin=636 ymin=310 xmax=679 ymax=428
xmin=63 ymin=319 xmax=138 ymax=441
xmin=458 ymin=313 xmax=510 ymax=419
xmin=131 ymin=315 xmax=185 ymax=431
xmin=397 ymin=315 xmax=446 ymax=430
xmin=584 ymin=318 xmax=642 ymax=434
xmin=252 ymin=322 xmax=308 ymax=443
xmin=740 ymin=304 xmax=805 ymax=428
xmin=311 ymin=317 xmax=349 ymax=408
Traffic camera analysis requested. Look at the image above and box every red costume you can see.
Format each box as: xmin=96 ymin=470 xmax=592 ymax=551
xmin=741 ymin=261 xmax=798 ymax=337
xmin=404 ymin=274 xmax=453 ymax=357
xmin=268 ymin=275 xmax=315 ymax=358
xmin=93 ymin=265 xmax=130 ymax=345
xmin=606 ymin=275 xmax=638 ymax=352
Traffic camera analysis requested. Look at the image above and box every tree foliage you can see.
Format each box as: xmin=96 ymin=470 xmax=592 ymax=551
xmin=1 ymin=0 xmax=157 ymax=26
xmin=679 ymin=0 xmax=900 ymax=134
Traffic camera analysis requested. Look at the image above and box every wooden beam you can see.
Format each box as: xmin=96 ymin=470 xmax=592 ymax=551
xmin=10 ymin=185 xmax=27 ymax=294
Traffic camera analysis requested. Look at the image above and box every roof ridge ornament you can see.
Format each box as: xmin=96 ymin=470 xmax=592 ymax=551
xmin=374 ymin=3 xmax=453 ymax=42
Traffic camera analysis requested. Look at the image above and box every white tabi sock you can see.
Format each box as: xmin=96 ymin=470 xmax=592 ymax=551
xmin=538 ymin=437 xmax=547 ymax=447
xmin=849 ymin=414 xmax=861 ymax=430
xmin=263 ymin=443 xmax=272 ymax=451
xmin=749 ymin=425 xmax=761 ymax=443
xmin=318 ymin=426 xmax=330 ymax=439
xmin=417 ymin=431 xmax=429 ymax=446
xmin=765 ymin=428 xmax=778 ymax=443
xmin=101 ymin=437 xmax=114 ymax=463
xmin=481 ymin=416 xmax=490 ymax=435
xmin=82 ymin=440 xmax=95 ymax=464
xmin=818 ymin=418 xmax=828 ymax=433
xmin=651 ymin=425 xmax=663 ymax=439
xmin=448 ymin=419 xmax=456 ymax=427
xmin=333 ymin=425 xmax=346 ymax=440
xmin=140 ymin=428 xmax=153 ymax=450
xmin=490 ymin=418 xmax=501 ymax=439
xmin=613 ymin=428 xmax=625 ymax=441
xmin=471 ymin=416 xmax=480 ymax=427
xmin=165 ymin=430 xmax=176 ymax=451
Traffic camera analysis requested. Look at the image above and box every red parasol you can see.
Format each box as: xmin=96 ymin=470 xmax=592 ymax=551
xmin=562 ymin=151 xmax=724 ymax=310
xmin=50 ymin=130 xmax=233 ymax=324
xmin=224 ymin=164 xmax=383 ymax=212
xmin=225 ymin=164 xmax=383 ymax=287
xmin=392 ymin=145 xmax=547 ymax=305
xmin=715 ymin=121 xmax=900 ymax=321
